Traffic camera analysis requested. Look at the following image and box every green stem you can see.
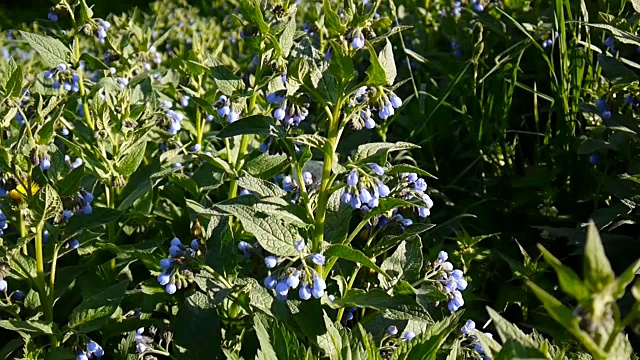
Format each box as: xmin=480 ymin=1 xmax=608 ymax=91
xmin=19 ymin=211 xmax=28 ymax=256
xmin=312 ymin=99 xmax=343 ymax=278
xmin=35 ymin=220 xmax=55 ymax=347
xmin=106 ymin=183 xmax=116 ymax=271
xmin=336 ymin=264 xmax=361 ymax=322
xmin=48 ymin=243 xmax=61 ymax=348
xmin=75 ymin=40 xmax=94 ymax=131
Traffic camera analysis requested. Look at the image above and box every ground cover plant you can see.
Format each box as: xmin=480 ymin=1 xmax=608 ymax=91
xmin=0 ymin=0 xmax=639 ymax=359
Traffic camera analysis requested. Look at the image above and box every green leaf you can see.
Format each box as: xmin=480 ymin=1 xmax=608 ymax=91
xmin=328 ymin=40 xmax=355 ymax=84
xmin=325 ymin=244 xmax=391 ymax=279
xmin=291 ymin=134 xmax=329 ymax=153
xmin=494 ymin=339 xmax=547 ymax=360
xmin=324 ymin=189 xmax=352 ymax=244
xmin=537 ymin=244 xmax=589 ymax=301
xmin=56 ymin=165 xmax=84 ymax=196
xmin=597 ymin=55 xmax=637 ymax=85
xmin=245 ymin=152 xmax=288 ymax=178
xmin=0 ymin=338 xmax=23 ymax=359
xmin=527 ymin=281 xmax=605 ymax=358
xmin=379 ymin=237 xmax=423 ymax=285
xmin=236 ymin=174 xmax=287 ymax=197
xmin=65 ymin=208 xmax=123 ymax=235
xmin=116 ymin=141 xmax=146 ymax=176
xmin=322 ymin=0 xmax=346 ymax=36
xmin=238 ymin=0 xmax=269 ymax=35
xmin=173 ymin=291 xmax=222 ymax=360
xmin=254 ymin=313 xmax=308 ymax=360
xmin=369 ymin=223 xmax=435 ymax=256
xmin=279 ymin=15 xmax=296 ymax=58
xmin=633 ymin=0 xmax=640 ymax=12
xmin=332 ymin=288 xmax=431 ymax=321
xmin=210 ymin=65 xmax=245 ymax=95
xmin=79 ymin=52 xmax=109 ymax=70
xmin=387 ymin=164 xmax=436 ymax=179
xmin=216 ymin=203 xmax=299 ymax=256
xmin=352 ymin=142 xmax=419 ymax=163
xmin=486 ymin=307 xmax=536 ymax=347
xmin=366 ymin=40 xmax=397 ymax=86
xmin=391 ymin=313 xmax=460 ymax=360
xmin=5 ymin=61 xmax=23 ymax=98
xmin=0 ymin=320 xmax=56 ymax=335
xmin=217 ymin=115 xmax=275 ymax=138
xmin=19 ymin=31 xmax=71 ymax=68
xmin=583 ymin=220 xmax=615 ymax=291
xmin=316 ymin=311 xmax=343 ymax=360
xmin=69 ymin=280 xmax=128 ymax=333
xmin=33 ymin=185 xmax=63 ymax=223
xmin=79 ymin=0 xmax=94 ymax=22
xmin=613 ymin=258 xmax=640 ymax=299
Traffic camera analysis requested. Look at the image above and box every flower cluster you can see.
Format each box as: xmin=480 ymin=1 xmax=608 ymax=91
xmin=435 ymin=251 xmax=468 ymax=312
xmin=542 ymin=31 xmax=558 ymax=49
xmin=349 ymin=87 xmax=403 ymax=129
xmin=60 ymin=189 xmax=95 ymax=221
xmin=214 ymin=95 xmax=240 ymax=123
xmin=76 ymin=340 xmax=104 ymax=360
xmin=157 ymin=237 xmax=199 ymax=294
xmin=595 ymin=98 xmax=611 ymax=120
xmin=240 ymin=240 xmax=328 ymax=300
xmin=45 ymin=63 xmax=81 ymax=93
xmin=397 ymin=172 xmax=434 ymax=218
xmin=0 ymin=210 xmax=8 ymax=236
xmin=165 ymin=109 xmax=185 ymax=135
xmin=267 ymin=92 xmax=310 ymax=128
xmin=460 ymin=320 xmax=492 ymax=358
xmin=385 ymin=325 xmax=416 ymax=341
xmin=135 ymin=327 xmax=151 ymax=353
xmin=341 ymin=165 xmax=390 ymax=210
xmin=64 ymin=155 xmax=84 ymax=169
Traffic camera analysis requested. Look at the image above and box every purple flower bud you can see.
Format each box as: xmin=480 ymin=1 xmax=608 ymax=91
xmin=387 ymin=325 xmax=398 ymax=335
xmin=227 ymin=110 xmax=239 ymax=123
xmin=160 ymin=258 xmax=173 ymax=270
xmin=238 ymin=241 xmax=249 ymax=251
xmin=157 ymin=272 xmax=171 ymax=285
xmin=364 ymin=117 xmax=376 ymax=129
xmin=218 ymin=105 xmax=230 ymax=117
xmin=299 ymin=284 xmax=312 ymax=300
xmin=81 ymin=204 xmax=92 ymax=215
xmin=48 ymin=12 xmax=58 ymax=21
xmin=294 ymin=239 xmax=305 ymax=252
xmin=402 ymin=331 xmax=416 ymax=341
xmin=171 ymin=238 xmax=181 ymax=246
xmin=40 ymin=158 xmax=51 ymax=170
xmin=286 ymin=273 xmax=300 ymax=288
xmin=264 ymin=276 xmax=277 ymax=289
xmin=276 ymin=281 xmax=289 ymax=297
xmin=377 ymin=183 xmax=390 ymax=197
xmin=341 ymin=191 xmax=352 ymax=204
xmin=347 ymin=170 xmax=359 ymax=186
xmin=310 ymin=253 xmax=325 ymax=265
xmin=0 ymin=279 xmax=7 ymax=292
xmin=359 ymin=188 xmax=372 ymax=204
xmin=369 ymin=164 xmax=385 ymax=176
xmin=390 ymin=94 xmax=402 ymax=108
xmin=265 ymin=256 xmax=278 ymax=269
xmin=165 ymin=282 xmax=177 ymax=294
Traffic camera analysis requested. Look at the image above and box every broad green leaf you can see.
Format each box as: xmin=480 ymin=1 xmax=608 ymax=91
xmin=116 ymin=141 xmax=146 ymax=176
xmin=0 ymin=339 xmax=23 ymax=359
xmin=369 ymin=223 xmax=435 ymax=256
xmin=5 ymin=61 xmax=23 ymax=98
xmin=387 ymin=164 xmax=437 ymax=179
xmin=527 ymin=281 xmax=605 ymax=358
xmin=173 ymin=291 xmax=222 ymax=360
xmin=486 ymin=307 xmax=536 ymax=347
xmin=33 ymin=185 xmax=63 ymax=223
xmin=279 ymin=15 xmax=296 ymax=58
xmin=597 ymin=55 xmax=637 ymax=85
xmin=56 ymin=165 xmax=84 ymax=196
xmin=537 ymin=244 xmax=589 ymax=301
xmin=0 ymin=320 xmax=56 ymax=335
xmin=236 ymin=174 xmax=287 ymax=197
xmin=379 ymin=237 xmax=423 ymax=285
xmin=316 ymin=311 xmax=344 ymax=360
xmin=238 ymin=0 xmax=269 ymax=35
xmin=325 ymin=244 xmax=391 ymax=279
xmin=19 ymin=31 xmax=71 ymax=68
xmin=583 ymin=221 xmax=615 ymax=291
xmin=291 ymin=134 xmax=328 ymax=153
xmin=324 ymin=189 xmax=352 ymax=244
xmin=69 ymin=280 xmax=128 ymax=333
xmin=79 ymin=0 xmax=93 ymax=22
xmin=79 ymin=52 xmax=109 ymax=70
xmin=245 ymin=152 xmax=288 ymax=178
xmin=391 ymin=312 xmax=461 ymax=360
xmin=217 ymin=115 xmax=275 ymax=138
xmin=332 ymin=288 xmax=431 ymax=321
xmin=210 ymin=64 xmax=245 ymax=95
xmin=352 ymin=142 xmax=419 ymax=163
xmin=323 ymin=0 xmax=346 ymax=36
xmin=329 ymin=39 xmax=355 ymax=83
xmin=65 ymin=208 xmax=123 ymax=235
xmin=494 ymin=339 xmax=547 ymax=360
xmin=216 ymin=204 xmax=299 ymax=256
xmin=254 ymin=313 xmax=308 ymax=360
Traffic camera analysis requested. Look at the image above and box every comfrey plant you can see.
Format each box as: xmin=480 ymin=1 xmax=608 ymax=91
xmin=0 ymin=0 xmax=482 ymax=358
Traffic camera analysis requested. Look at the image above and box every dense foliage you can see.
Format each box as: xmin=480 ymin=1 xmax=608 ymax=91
xmin=0 ymin=0 xmax=639 ymax=359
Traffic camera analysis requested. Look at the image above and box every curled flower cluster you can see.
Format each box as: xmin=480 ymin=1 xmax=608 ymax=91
xmin=59 ymin=189 xmax=94 ymax=222
xmin=398 ymin=172 xmax=434 ymax=218
xmin=76 ymin=339 xmax=104 ymax=360
xmin=435 ymin=251 xmax=468 ymax=312
xmin=214 ymin=95 xmax=240 ymax=123
xmin=240 ymin=240 xmax=327 ymax=300
xmin=460 ymin=320 xmax=492 ymax=359
xmin=341 ymin=165 xmax=390 ymax=211
xmin=267 ymin=92 xmax=310 ymax=128
xmin=157 ymin=237 xmax=199 ymax=294
xmin=45 ymin=63 xmax=81 ymax=93
xmin=349 ymin=87 xmax=403 ymax=129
